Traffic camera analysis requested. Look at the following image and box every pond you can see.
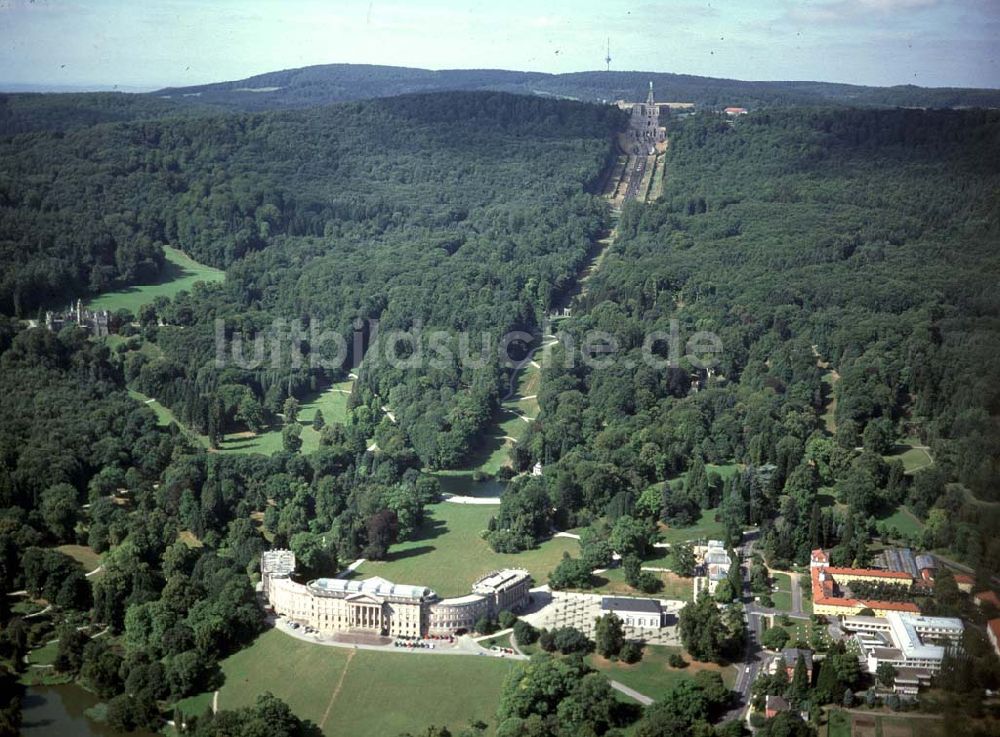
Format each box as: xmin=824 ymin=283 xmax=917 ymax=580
xmin=21 ymin=684 xmax=155 ymax=737
xmin=434 ymin=472 xmax=506 ymax=499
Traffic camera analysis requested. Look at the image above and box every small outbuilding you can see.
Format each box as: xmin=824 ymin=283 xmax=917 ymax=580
xmin=600 ymin=597 xmax=663 ymax=628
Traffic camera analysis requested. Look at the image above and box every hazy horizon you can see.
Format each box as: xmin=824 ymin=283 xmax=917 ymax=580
xmin=0 ymin=0 xmax=997 ymax=92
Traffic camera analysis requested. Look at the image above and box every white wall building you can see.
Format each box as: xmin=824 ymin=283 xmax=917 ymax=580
xmin=261 ymin=550 xmax=531 ymax=637
xmin=697 ymin=540 xmax=732 ymax=594
xmin=600 ymin=597 xmax=664 ymax=628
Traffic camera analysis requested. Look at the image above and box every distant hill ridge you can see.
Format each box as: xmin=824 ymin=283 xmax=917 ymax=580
xmin=2 ymin=63 xmax=998 ymax=136
xmin=151 ymin=63 xmax=1000 ymax=111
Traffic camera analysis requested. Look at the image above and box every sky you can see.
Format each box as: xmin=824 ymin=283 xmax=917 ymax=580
xmin=0 ymin=0 xmax=997 ymax=91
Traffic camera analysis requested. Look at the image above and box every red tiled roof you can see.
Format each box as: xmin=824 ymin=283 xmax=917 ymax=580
xmin=825 ymin=567 xmax=913 ymax=580
xmin=988 ymin=619 xmax=1000 ymax=643
xmin=975 ymin=591 xmax=1000 ymax=608
xmin=858 ymin=600 xmax=920 ymax=613
xmin=954 ymin=573 xmax=975 ymax=585
xmin=810 ymin=564 xmax=919 ymax=612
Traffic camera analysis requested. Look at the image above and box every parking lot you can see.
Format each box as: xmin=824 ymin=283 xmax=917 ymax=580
xmin=521 ymin=591 xmax=685 ymax=646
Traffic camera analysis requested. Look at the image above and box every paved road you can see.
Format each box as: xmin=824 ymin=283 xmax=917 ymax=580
xmin=723 ymin=532 xmax=766 ymax=723
xmin=790 ymin=571 xmax=803 ymax=615
xmin=612 ymin=681 xmax=653 ymax=706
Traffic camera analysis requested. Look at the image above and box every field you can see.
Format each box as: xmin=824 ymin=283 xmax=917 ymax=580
xmin=356 ymin=502 xmax=580 ymax=597
xmin=298 ymin=380 xmax=353 ymax=427
xmin=877 ymin=505 xmax=925 ymax=539
xmin=54 ymin=544 xmax=102 ymax=573
xmin=588 ymin=568 xmax=694 ymax=602
xmin=767 ymin=616 xmax=830 ymax=650
xmin=884 ymin=438 xmax=934 ymax=475
xmin=820 ymin=369 xmax=839 ymax=434
xmin=130 ymin=380 xmax=354 ymax=456
xmin=87 ymin=245 xmax=224 ymax=313
xmin=586 ymin=645 xmax=736 ymax=703
xmin=770 ymin=571 xmax=793 ymax=612
xmin=450 ymin=358 xmax=542 ymax=477
xmin=177 ymin=629 xmax=516 ymax=736
xmin=26 ymin=639 xmax=60 ymax=667
xmin=658 ymin=507 xmax=727 ymax=545
xmin=824 ymin=708 xmax=945 ymax=737
xmin=129 ymin=389 xmax=210 ymax=448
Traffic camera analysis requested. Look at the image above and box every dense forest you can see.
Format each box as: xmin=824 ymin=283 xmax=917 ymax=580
xmin=1 ymin=92 xmax=622 ymax=468
xmin=6 ymin=63 xmax=1000 ymax=138
xmin=494 ymin=107 xmax=1000 ymax=583
xmin=0 ymin=315 xmax=444 ymax=732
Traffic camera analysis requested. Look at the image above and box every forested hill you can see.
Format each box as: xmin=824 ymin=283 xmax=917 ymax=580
xmin=501 ymin=106 xmax=1000 ymax=578
xmin=4 ymin=64 xmax=997 ymax=135
xmin=0 ymin=91 xmax=214 ymax=135
xmin=0 ymin=92 xmax=619 ymax=317
xmin=152 ymin=64 xmax=1000 ymax=111
xmin=0 ymin=91 xmax=622 ymax=468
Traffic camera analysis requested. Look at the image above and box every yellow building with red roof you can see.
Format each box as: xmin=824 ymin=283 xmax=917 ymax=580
xmin=810 ymin=549 xmax=920 ymax=617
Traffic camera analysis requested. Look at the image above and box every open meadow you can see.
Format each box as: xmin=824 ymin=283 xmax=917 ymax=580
xmin=87 ymin=246 xmax=224 ymax=313
xmin=356 ymin=502 xmax=579 ymax=597
xmin=178 ymin=629 xmax=516 ymax=736
xmin=587 ymin=645 xmax=736 ymax=703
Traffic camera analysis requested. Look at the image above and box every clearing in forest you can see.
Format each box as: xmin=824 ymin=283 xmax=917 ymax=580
xmin=87 ymin=246 xmax=223 ymax=313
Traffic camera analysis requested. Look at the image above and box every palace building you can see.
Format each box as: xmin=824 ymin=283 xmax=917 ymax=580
xmin=260 ymin=550 xmax=531 ymax=638
xmin=44 ymin=299 xmax=111 ymax=337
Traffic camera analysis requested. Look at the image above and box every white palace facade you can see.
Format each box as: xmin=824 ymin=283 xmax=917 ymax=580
xmin=261 ymin=550 xmax=531 ymax=638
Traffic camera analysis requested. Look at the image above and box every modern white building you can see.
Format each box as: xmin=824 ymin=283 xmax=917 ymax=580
xmin=843 ymin=612 xmax=964 ymax=674
xmin=600 ymin=597 xmax=664 ymax=628
xmin=261 ymin=550 xmax=531 ymax=638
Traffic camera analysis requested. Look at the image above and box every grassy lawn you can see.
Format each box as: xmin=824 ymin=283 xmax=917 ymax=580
xmin=588 ymin=569 xmax=694 ymax=602
xmin=826 ymin=708 xmax=851 ymax=737
xmin=884 ymin=437 xmax=933 ymax=475
xmin=27 ymin=639 xmax=60 ymax=666
xmin=298 ymin=380 xmax=353 ymax=428
xmin=877 ymin=505 xmax=925 ymax=538
xmin=357 ymin=503 xmax=580 ymax=597
xmin=175 ymin=691 xmax=214 ymax=720
xmin=640 ymin=550 xmax=673 ymax=568
xmin=586 ymin=645 xmax=736 ymax=703
xmin=87 ymin=246 xmax=224 ymax=313
xmin=658 ymin=507 xmax=726 ymax=545
xmin=54 ymin=545 xmax=102 ymax=572
xmin=767 ymin=616 xmax=828 ymax=650
xmin=450 ymin=358 xmax=542 ymax=477
xmin=820 ymin=370 xmax=839 ymax=435
xmin=12 ymin=599 xmax=46 ymax=616
xmin=770 ymin=572 xmax=793 ymax=612
xmin=129 ymin=389 xmax=211 ymax=448
xmin=132 ymin=380 xmax=354 ymax=457
xmin=178 ymin=629 xmax=515 ymax=736
xmin=481 ymin=634 xmax=514 ymax=649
